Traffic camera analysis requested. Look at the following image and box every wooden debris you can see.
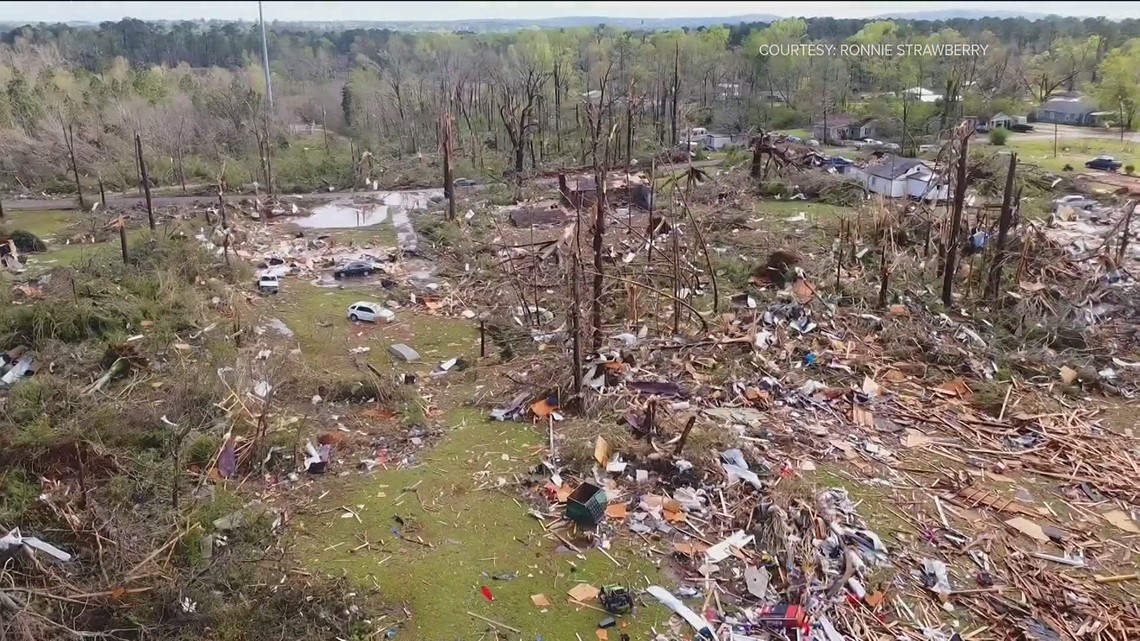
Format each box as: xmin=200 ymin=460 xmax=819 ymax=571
xmin=955 ymin=486 xmax=1035 ymax=516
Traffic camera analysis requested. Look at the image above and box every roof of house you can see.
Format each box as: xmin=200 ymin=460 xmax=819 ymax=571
xmin=990 ymin=112 xmax=1010 ymax=121
xmin=813 ymin=114 xmax=855 ymax=128
xmin=1040 ymin=97 xmax=1097 ymax=115
xmin=864 ymin=156 xmax=924 ymax=180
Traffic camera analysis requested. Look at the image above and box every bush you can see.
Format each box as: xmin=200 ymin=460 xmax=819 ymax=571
xmin=1126 ymin=165 xmax=1135 ymax=175
xmin=0 ymin=227 xmax=47 ymax=252
xmin=988 ymin=128 xmax=1010 ymax=146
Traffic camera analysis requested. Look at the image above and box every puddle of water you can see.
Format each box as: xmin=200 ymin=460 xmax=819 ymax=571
xmin=294 ymin=202 xmax=389 ymax=228
xmin=292 ymin=190 xmax=442 ymax=235
xmin=382 ymin=189 xmax=441 ymax=252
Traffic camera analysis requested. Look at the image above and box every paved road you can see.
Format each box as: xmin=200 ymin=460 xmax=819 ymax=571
xmin=1 ymin=160 xmax=724 ymax=213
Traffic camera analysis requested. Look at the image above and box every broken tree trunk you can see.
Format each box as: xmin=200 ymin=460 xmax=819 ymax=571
xmin=118 ymin=219 xmax=129 ymax=264
xmin=591 ymin=166 xmax=606 ymax=352
xmin=135 ymin=133 xmax=155 ymax=230
xmin=63 ymin=123 xmax=85 ymax=210
xmin=441 ymin=113 xmax=456 ymax=221
xmin=98 ymin=179 xmax=106 ymax=209
xmin=877 ymin=248 xmax=890 ymax=309
xmin=941 ymin=132 xmax=969 ymax=306
xmin=558 ymin=174 xmax=570 ymax=207
xmin=674 ymin=416 xmax=696 ymax=455
xmin=986 ymin=152 xmax=1018 ymax=301
xmin=0 ymin=198 xmax=4 ymax=220
xmin=1117 ymin=201 xmax=1136 ymax=266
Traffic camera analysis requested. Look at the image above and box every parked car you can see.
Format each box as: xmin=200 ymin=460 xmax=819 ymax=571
xmin=1085 ymin=156 xmax=1123 ymax=171
xmin=454 ymin=177 xmax=477 ymax=187
xmin=1009 ymin=123 xmax=1034 ymax=133
xmin=257 ymin=275 xmax=279 ymax=295
xmin=881 ymin=142 xmax=900 ymax=152
xmin=1053 ymin=194 xmax=1098 ymax=209
xmin=918 ymin=144 xmax=941 ymax=153
xmin=975 ymin=124 xmax=990 ymax=134
xmin=333 ymin=260 xmax=375 ymax=279
xmin=346 ymin=301 xmax=394 ymax=324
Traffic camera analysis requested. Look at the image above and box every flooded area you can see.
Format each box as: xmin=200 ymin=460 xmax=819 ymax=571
xmin=292 ymin=189 xmax=443 ymax=253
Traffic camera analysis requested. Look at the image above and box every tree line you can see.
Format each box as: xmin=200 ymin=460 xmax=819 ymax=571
xmin=0 ymin=16 xmax=1137 ymax=194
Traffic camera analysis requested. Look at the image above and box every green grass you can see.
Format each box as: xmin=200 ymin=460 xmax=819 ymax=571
xmin=754 ymin=200 xmax=847 ymax=220
xmin=775 ymin=128 xmax=812 ymax=140
xmin=4 ymin=209 xmax=76 ymax=239
xmin=299 ymin=407 xmax=670 ymax=640
xmin=1004 ymin=137 xmax=1138 ymax=173
xmin=267 ymin=282 xmax=479 ymax=374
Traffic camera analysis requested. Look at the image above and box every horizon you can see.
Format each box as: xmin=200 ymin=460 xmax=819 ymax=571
xmin=0 ymin=1 xmax=1134 ymax=24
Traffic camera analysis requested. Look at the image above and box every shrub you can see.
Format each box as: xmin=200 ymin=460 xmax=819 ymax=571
xmin=988 ymin=128 xmax=1009 ymax=146
xmin=1126 ymin=165 xmax=1135 ymax=175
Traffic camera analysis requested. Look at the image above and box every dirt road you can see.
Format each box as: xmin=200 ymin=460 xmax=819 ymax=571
xmin=1 ymin=159 xmax=724 ymax=213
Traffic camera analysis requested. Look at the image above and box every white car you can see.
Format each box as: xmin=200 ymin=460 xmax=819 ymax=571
xmin=1053 ymin=195 xmax=1097 ymax=210
xmin=347 ymin=301 xmax=394 ymax=323
xmin=257 ymin=275 xmax=279 ymax=294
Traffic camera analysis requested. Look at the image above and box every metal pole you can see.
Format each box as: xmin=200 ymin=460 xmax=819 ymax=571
xmin=1053 ymin=121 xmax=1058 ymax=158
xmin=259 ymin=0 xmax=273 ymax=109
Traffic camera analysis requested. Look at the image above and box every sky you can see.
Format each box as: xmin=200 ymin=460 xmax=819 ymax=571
xmin=0 ymin=1 xmax=1133 ymax=23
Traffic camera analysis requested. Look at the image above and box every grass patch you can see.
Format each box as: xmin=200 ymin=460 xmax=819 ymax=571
xmin=1004 ymin=137 xmax=1138 ymax=173
xmin=2 ymin=209 xmax=76 ymax=239
xmin=775 ymin=128 xmax=812 ymax=140
xmin=299 ymin=407 xmax=670 ymax=641
xmin=754 ymin=200 xmax=847 ymax=221
xmin=268 ymin=282 xmax=479 ymax=375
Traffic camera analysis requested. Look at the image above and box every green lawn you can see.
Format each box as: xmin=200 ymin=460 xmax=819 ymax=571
xmin=4 ymin=209 xmax=77 ymax=239
xmin=1002 ymin=137 xmax=1138 ymax=174
xmin=265 ymin=282 xmax=479 ymax=375
xmin=754 ymin=200 xmax=848 ymax=220
xmin=298 ymin=406 xmax=670 ymax=641
xmin=775 ymin=128 xmax=812 ymax=140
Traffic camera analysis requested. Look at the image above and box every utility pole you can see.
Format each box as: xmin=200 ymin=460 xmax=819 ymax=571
xmin=259 ymin=0 xmax=273 ymax=109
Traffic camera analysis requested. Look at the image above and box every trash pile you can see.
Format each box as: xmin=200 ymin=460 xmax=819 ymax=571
xmin=481 ymin=243 xmax=1140 ymax=640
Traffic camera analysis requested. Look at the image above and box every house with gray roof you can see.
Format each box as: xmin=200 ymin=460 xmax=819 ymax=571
xmin=855 ymin=155 xmax=949 ymax=201
xmin=1034 ymin=96 xmax=1110 ymax=126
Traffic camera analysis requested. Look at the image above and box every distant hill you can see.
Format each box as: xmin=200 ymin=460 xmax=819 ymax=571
xmin=870 ymin=9 xmax=1054 ymax=20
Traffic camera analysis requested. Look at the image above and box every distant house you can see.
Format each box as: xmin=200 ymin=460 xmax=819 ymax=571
xmin=755 ymin=90 xmax=787 ymax=104
xmin=903 ymin=87 xmax=942 ymax=103
xmin=812 ymin=115 xmax=877 ymax=143
xmin=856 ymin=155 xmax=949 ymax=201
xmin=716 ymin=83 xmax=741 ymax=100
xmin=703 ymin=133 xmax=748 ymax=150
xmin=1034 ymin=96 xmax=1107 ymax=126
xmin=989 ymin=113 xmax=1012 ymax=129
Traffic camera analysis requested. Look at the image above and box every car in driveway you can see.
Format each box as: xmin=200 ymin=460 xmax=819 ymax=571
xmin=333 ymin=260 xmax=375 ymax=279
xmin=1009 ymin=123 xmax=1035 ymax=133
xmin=346 ymin=301 xmax=394 ymax=323
xmin=454 ymin=177 xmax=477 ymax=187
xmin=1085 ymin=156 xmax=1123 ymax=171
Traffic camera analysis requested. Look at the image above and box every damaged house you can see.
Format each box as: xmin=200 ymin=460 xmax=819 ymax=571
xmin=558 ymin=174 xmax=653 ymax=211
xmin=854 ymin=155 xmax=949 ymax=201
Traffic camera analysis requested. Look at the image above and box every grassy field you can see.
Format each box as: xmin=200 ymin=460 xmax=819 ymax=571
xmin=1001 ymin=137 xmax=1139 ymax=174
xmin=299 ymin=405 xmax=671 ymax=641
xmin=754 ymin=200 xmax=848 ymax=220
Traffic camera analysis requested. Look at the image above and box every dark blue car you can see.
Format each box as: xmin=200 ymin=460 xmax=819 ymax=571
xmin=1085 ymin=156 xmax=1123 ymax=171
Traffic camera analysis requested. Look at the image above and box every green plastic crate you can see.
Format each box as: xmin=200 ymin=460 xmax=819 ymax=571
xmin=566 ymin=482 xmax=607 ymax=526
